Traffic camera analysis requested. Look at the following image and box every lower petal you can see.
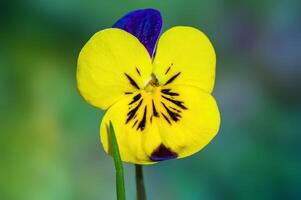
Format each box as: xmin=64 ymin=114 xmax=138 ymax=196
xmin=100 ymin=93 xmax=162 ymax=164
xmin=100 ymin=85 xmax=220 ymax=164
xmin=156 ymin=85 xmax=220 ymax=159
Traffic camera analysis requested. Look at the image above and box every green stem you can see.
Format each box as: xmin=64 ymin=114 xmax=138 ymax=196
xmin=135 ymin=164 xmax=146 ymax=200
xmin=108 ymin=122 xmax=126 ymax=200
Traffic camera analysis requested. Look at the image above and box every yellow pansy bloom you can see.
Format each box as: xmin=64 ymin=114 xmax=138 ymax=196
xmin=77 ymin=9 xmax=220 ymax=164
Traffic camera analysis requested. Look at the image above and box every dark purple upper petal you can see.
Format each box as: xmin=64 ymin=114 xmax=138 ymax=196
xmin=113 ymin=9 xmax=162 ymax=58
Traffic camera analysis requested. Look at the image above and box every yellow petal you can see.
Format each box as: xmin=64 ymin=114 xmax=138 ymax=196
xmin=156 ymin=85 xmax=220 ymax=159
xmin=77 ymin=28 xmax=152 ymax=110
xmin=153 ymin=26 xmax=216 ymax=93
xmin=100 ymin=91 xmax=162 ymax=164
xmin=100 ymin=85 xmax=220 ymax=164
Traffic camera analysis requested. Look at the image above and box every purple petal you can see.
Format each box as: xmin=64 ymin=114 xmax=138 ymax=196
xmin=113 ymin=9 xmax=162 ymax=58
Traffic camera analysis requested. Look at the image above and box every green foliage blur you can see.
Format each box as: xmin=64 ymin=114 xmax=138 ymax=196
xmin=1 ymin=0 xmax=300 ymax=199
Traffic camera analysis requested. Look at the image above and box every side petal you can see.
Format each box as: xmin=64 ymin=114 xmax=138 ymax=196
xmin=100 ymin=92 xmax=162 ymax=164
xmin=155 ymin=85 xmax=220 ymax=159
xmin=113 ymin=9 xmax=162 ymax=58
xmin=77 ymin=28 xmax=152 ymax=110
xmin=153 ymin=26 xmax=216 ymax=93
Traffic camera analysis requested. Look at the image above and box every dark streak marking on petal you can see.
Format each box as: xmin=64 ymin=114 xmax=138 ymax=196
xmin=162 ymin=95 xmax=187 ymax=110
xmin=126 ymin=99 xmax=143 ymax=123
xmin=165 ymin=63 xmax=173 ymax=75
xmin=170 ymin=106 xmax=181 ymax=113
xmin=150 ymin=144 xmax=178 ymax=161
xmin=124 ymin=73 xmax=140 ymax=89
xmin=152 ymin=100 xmax=159 ymax=117
xmin=161 ymin=112 xmax=171 ymax=124
xmin=132 ymin=120 xmax=138 ymax=128
xmin=162 ymin=102 xmax=181 ymax=122
xmin=129 ymin=94 xmax=141 ymax=105
xmin=137 ymin=106 xmax=147 ymax=131
xmin=165 ymin=67 xmax=171 ymax=75
xmin=136 ymin=67 xmax=141 ymax=76
xmin=125 ymin=92 xmax=133 ymax=95
xmin=161 ymin=89 xmax=179 ymax=96
xmin=150 ymin=116 xmax=153 ymax=123
xmin=164 ymin=72 xmax=181 ymax=86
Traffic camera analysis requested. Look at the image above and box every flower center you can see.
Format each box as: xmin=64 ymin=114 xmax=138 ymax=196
xmin=144 ymin=74 xmax=159 ymax=93
xmin=124 ymin=69 xmax=187 ymax=132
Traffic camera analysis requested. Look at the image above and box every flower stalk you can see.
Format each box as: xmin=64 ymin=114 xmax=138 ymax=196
xmin=135 ymin=164 xmax=146 ymax=200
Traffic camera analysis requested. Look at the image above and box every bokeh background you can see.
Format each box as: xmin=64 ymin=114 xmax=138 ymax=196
xmin=1 ymin=0 xmax=301 ymax=199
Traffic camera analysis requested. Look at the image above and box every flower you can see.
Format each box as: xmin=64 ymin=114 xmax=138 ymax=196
xmin=77 ymin=9 xmax=220 ymax=164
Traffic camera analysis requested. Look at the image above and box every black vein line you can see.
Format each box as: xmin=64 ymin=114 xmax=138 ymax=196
xmin=152 ymin=100 xmax=159 ymax=117
xmin=129 ymin=94 xmax=141 ymax=105
xmin=137 ymin=106 xmax=147 ymax=131
xmin=126 ymin=99 xmax=143 ymax=123
xmin=165 ymin=66 xmax=171 ymax=75
xmin=165 ymin=63 xmax=173 ymax=75
xmin=124 ymin=73 xmax=140 ymax=89
xmin=162 ymin=95 xmax=187 ymax=110
xmin=161 ymin=112 xmax=171 ymax=124
xmin=132 ymin=120 xmax=138 ymax=128
xmin=162 ymin=102 xmax=181 ymax=122
xmin=170 ymin=106 xmax=182 ymax=113
xmin=161 ymin=89 xmax=179 ymax=96
xmin=124 ymin=92 xmax=133 ymax=95
xmin=136 ymin=67 xmax=141 ymax=76
xmin=164 ymin=72 xmax=181 ymax=86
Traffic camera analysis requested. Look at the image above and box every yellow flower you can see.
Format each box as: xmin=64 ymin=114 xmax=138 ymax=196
xmin=77 ymin=9 xmax=220 ymax=164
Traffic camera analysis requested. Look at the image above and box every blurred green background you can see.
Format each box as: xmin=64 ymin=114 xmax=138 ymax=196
xmin=1 ymin=0 xmax=301 ymax=199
